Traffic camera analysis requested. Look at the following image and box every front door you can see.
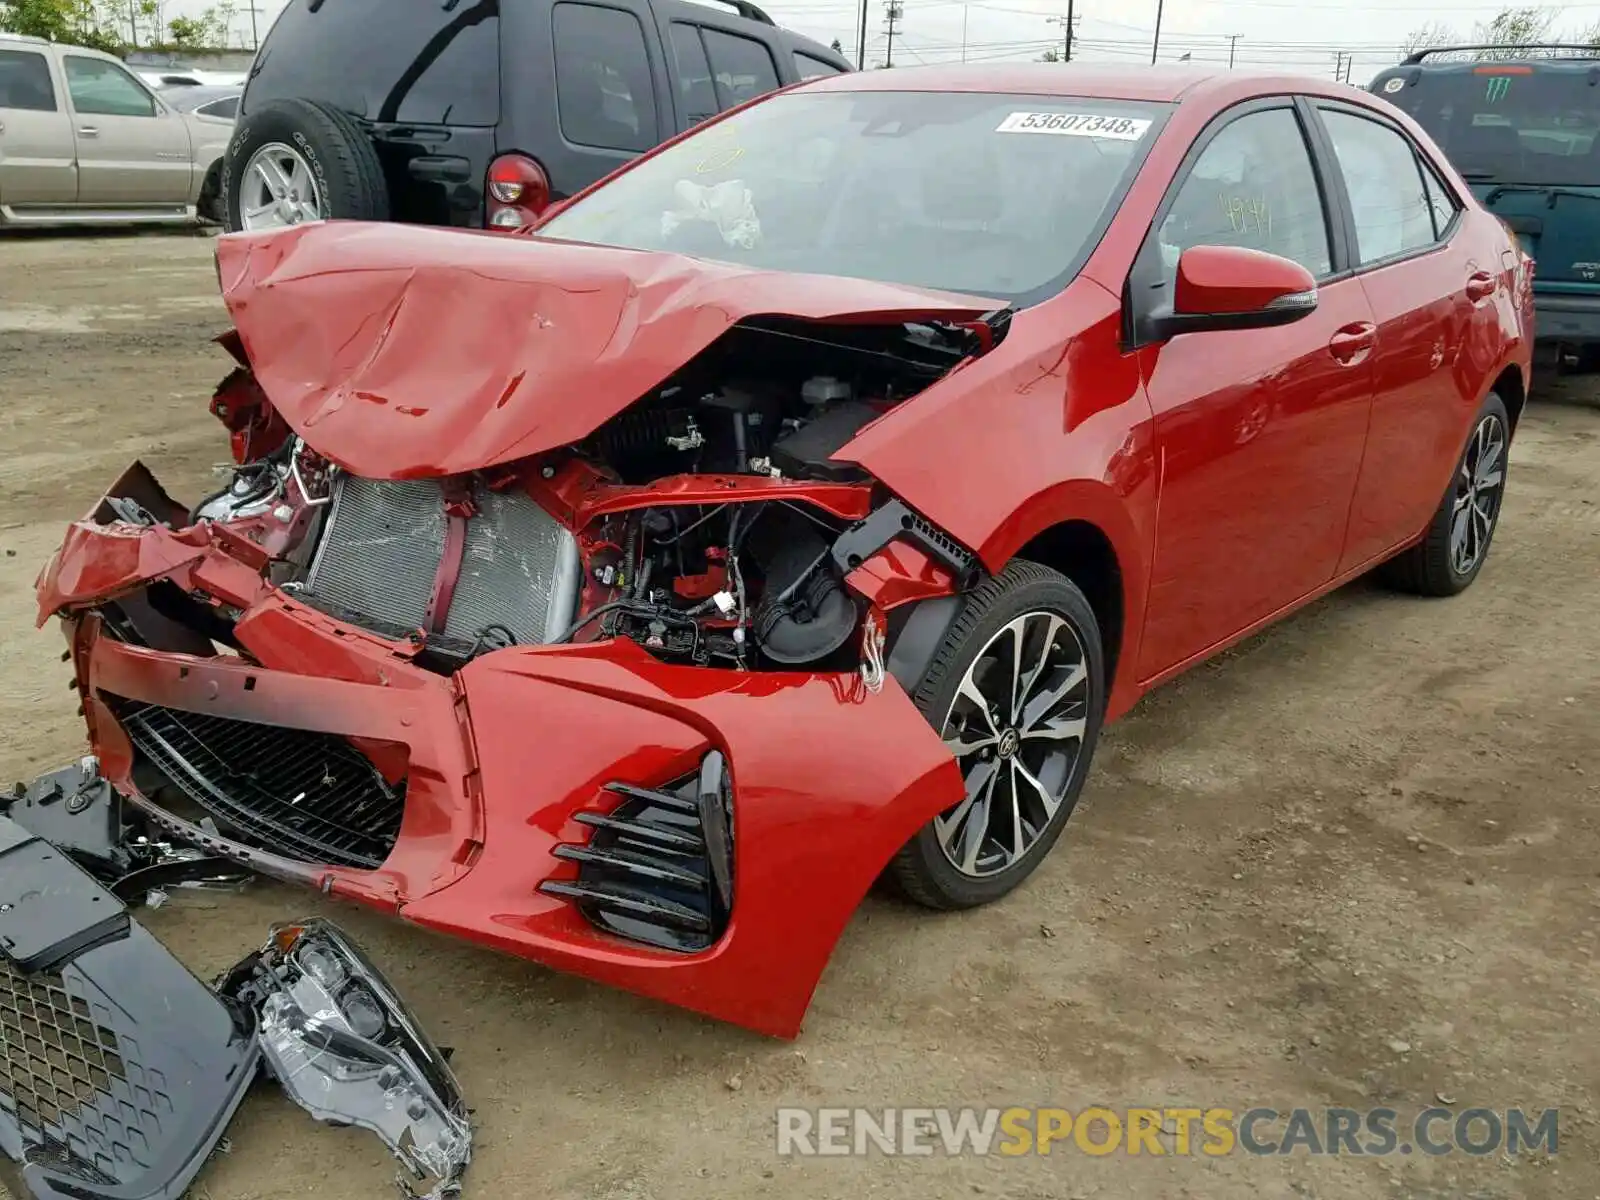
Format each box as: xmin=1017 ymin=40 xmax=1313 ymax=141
xmin=0 ymin=47 xmax=76 ymax=206
xmin=61 ymin=53 xmax=191 ymax=207
xmin=1132 ymin=101 xmax=1377 ymax=681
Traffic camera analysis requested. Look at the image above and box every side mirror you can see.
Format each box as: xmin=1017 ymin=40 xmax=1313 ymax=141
xmin=1150 ymin=245 xmax=1318 ymax=339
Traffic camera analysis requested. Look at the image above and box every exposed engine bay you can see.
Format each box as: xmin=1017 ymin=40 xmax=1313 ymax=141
xmin=181 ymin=315 xmax=995 ymax=676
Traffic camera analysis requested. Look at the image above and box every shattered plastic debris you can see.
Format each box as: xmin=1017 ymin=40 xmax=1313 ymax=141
xmin=219 ymin=919 xmax=473 ymax=1199
xmin=3 ymin=759 xmax=252 ymax=902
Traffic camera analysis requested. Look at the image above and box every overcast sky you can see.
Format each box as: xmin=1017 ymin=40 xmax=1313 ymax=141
xmin=177 ymin=0 xmax=1600 ymax=87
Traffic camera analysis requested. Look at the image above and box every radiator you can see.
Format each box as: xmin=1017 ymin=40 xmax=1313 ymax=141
xmin=304 ymin=476 xmax=581 ymax=647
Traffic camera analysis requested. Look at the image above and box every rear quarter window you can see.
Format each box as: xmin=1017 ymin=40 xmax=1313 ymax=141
xmin=247 ymin=0 xmax=499 ymax=125
xmin=794 ymin=52 xmax=841 ymax=80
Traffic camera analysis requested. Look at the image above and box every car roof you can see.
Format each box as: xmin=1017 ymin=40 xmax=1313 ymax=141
xmin=801 ymin=62 xmax=1375 ymax=105
xmin=162 ymin=83 xmax=240 ymax=107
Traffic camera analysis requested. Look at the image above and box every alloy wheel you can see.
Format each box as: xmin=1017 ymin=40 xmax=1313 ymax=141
xmin=239 ymin=142 xmax=325 ymax=231
xmin=935 ymin=611 xmax=1091 ymax=878
xmin=1450 ymin=412 xmax=1508 ymax=577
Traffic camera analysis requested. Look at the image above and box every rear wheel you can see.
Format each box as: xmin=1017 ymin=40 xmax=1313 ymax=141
xmin=889 ymin=561 xmax=1106 ymax=910
xmin=1379 ymin=392 xmax=1510 ymax=597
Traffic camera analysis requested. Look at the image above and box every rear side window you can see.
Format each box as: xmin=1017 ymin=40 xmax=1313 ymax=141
xmin=64 ymin=57 xmax=156 ymax=117
xmin=701 ymin=28 xmax=779 ymax=109
xmin=669 ymin=23 xmax=718 ymax=125
xmin=1382 ymin=67 xmax=1600 ymax=186
xmin=552 ymin=3 xmax=658 ymax=152
xmin=198 ymin=96 xmax=239 ymax=119
xmin=1319 ymin=108 xmax=1436 ymax=263
xmin=0 ymin=48 xmax=56 ymax=112
xmin=794 ymin=52 xmax=841 ymax=80
xmin=247 ymin=0 xmax=499 ymax=126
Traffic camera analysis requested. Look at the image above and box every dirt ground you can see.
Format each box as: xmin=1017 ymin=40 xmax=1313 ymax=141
xmin=0 ymin=231 xmax=1596 ymax=1200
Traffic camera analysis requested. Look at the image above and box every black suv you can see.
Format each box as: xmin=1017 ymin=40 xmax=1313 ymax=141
xmin=222 ymin=0 xmax=849 ymax=233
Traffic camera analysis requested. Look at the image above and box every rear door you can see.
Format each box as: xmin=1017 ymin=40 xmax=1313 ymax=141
xmin=546 ymin=1 xmax=670 ymax=193
xmin=0 ymin=46 xmax=76 ymax=206
xmin=1310 ymin=101 xmax=1494 ymax=570
xmin=61 ymin=53 xmax=192 ymax=206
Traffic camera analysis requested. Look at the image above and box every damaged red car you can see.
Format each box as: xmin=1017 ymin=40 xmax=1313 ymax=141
xmin=35 ymin=65 xmax=1532 ymax=1038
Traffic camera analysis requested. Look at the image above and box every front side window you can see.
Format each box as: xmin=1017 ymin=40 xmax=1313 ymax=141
xmin=539 ymin=90 xmax=1169 ymax=304
xmin=64 ymin=57 xmax=156 ymax=118
xmin=553 ymin=3 xmax=658 ymax=152
xmin=0 ymin=49 xmax=57 ymax=112
xmin=1320 ymin=108 xmax=1436 ymax=263
xmin=1157 ymin=107 xmax=1332 ymax=279
xmin=701 ymin=29 xmax=779 ymax=109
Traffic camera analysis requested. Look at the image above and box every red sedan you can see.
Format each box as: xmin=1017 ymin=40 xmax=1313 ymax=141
xmin=37 ymin=64 xmax=1531 ymax=1037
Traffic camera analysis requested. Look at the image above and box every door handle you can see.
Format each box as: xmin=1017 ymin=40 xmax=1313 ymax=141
xmin=0 ymin=119 xmax=6 ymax=134
xmin=1328 ymin=322 xmax=1376 ymax=365
xmin=1466 ymin=271 xmax=1496 ymax=302
xmin=77 ymin=126 xmax=99 ymax=137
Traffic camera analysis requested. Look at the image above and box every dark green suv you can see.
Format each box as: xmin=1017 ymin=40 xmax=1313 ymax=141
xmin=1372 ymin=45 xmax=1600 ymax=360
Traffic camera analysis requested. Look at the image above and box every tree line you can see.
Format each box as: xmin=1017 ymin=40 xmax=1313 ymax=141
xmin=1 ymin=0 xmax=240 ymax=54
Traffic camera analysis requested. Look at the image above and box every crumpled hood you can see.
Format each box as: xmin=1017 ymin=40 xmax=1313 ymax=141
xmin=216 ymin=222 xmax=998 ymax=479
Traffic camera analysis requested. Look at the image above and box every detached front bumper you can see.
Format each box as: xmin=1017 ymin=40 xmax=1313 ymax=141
xmin=44 ymin=485 xmax=964 ymax=1039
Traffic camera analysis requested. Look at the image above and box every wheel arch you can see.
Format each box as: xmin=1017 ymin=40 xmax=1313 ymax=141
xmin=1014 ymin=519 xmax=1126 ymax=697
xmin=973 ymin=476 xmax=1152 ymax=718
xmin=1491 ymin=362 xmax=1526 ymax=433
xmin=197 ymin=155 xmax=225 ymax=220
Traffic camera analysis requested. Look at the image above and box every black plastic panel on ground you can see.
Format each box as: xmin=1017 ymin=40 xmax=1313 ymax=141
xmin=0 ymin=815 xmax=259 ymax=1200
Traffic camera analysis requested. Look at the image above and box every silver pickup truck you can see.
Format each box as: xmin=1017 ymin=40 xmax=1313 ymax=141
xmin=0 ymin=34 xmax=231 ymax=227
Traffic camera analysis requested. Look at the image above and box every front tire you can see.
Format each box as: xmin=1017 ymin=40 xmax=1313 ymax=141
xmin=889 ymin=561 xmax=1106 ymax=910
xmin=1379 ymin=392 xmax=1510 ymax=597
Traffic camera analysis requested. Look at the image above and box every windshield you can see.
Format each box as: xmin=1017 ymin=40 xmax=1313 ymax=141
xmin=537 ymin=90 xmax=1169 ymax=304
xmin=1381 ymin=67 xmax=1600 ymax=186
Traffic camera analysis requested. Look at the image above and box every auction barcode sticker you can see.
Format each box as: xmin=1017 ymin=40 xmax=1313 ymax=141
xmin=995 ymin=112 xmax=1152 ymax=140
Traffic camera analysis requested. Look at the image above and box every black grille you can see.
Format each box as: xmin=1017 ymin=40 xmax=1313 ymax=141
xmin=539 ymin=754 xmax=733 ymax=952
xmin=111 ymin=699 xmax=404 ymax=869
xmin=0 ymin=960 xmax=131 ymax=1183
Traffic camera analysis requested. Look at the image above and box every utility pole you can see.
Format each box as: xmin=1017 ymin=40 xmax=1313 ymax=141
xmin=856 ymin=0 xmax=869 ymax=69
xmin=883 ymin=0 xmax=902 ymax=67
xmin=250 ymin=4 xmax=260 ymax=50
xmin=1227 ymin=34 xmax=1241 ymax=68
xmin=1333 ymin=49 xmax=1347 ymax=81
xmin=961 ymin=3 xmax=969 ymax=62
xmin=1046 ymin=0 xmax=1076 ymax=61
xmin=1152 ymin=0 xmax=1164 ymax=64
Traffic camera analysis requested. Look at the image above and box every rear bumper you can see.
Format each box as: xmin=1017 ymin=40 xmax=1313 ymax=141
xmin=51 ymin=515 xmax=964 ymax=1039
xmin=1533 ymin=289 xmax=1600 ymax=343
